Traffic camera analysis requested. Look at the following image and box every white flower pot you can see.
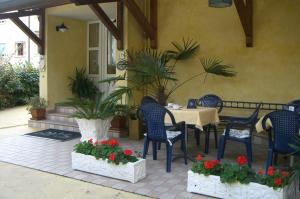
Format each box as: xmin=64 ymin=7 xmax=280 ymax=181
xmin=187 ymin=170 xmax=300 ymax=199
xmin=71 ymin=152 xmax=146 ymax=183
xmin=76 ymin=118 xmax=112 ymax=142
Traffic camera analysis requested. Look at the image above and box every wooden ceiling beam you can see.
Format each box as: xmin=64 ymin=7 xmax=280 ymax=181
xmin=72 ymin=0 xmax=117 ymax=5
xmin=0 ymin=9 xmax=42 ymax=20
xmin=117 ymin=1 xmax=124 ymax=50
xmin=89 ymin=3 xmax=121 ymax=40
xmin=10 ymin=17 xmax=42 ymax=50
xmin=150 ymin=0 xmax=157 ymax=48
xmin=234 ymin=0 xmax=253 ymax=47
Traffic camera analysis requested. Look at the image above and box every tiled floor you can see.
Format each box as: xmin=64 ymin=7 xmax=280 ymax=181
xmin=0 ymin=131 xmax=271 ymax=199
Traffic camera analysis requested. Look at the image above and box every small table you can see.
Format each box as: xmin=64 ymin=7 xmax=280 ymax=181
xmin=165 ymin=107 xmax=220 ymax=160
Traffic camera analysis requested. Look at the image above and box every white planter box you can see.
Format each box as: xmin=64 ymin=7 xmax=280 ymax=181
xmin=187 ymin=170 xmax=300 ymax=199
xmin=76 ymin=118 xmax=112 ymax=142
xmin=71 ymin=152 xmax=146 ymax=183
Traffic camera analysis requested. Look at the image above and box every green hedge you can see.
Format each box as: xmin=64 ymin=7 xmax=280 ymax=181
xmin=0 ymin=61 xmax=39 ymax=110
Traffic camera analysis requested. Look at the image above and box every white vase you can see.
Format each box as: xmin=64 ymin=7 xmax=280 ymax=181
xmin=76 ymin=118 xmax=112 ymax=142
xmin=71 ymin=152 xmax=146 ymax=183
xmin=187 ymin=170 xmax=300 ymax=199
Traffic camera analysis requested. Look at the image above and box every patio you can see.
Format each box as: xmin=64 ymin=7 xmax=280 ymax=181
xmin=0 ymin=125 xmax=274 ymax=199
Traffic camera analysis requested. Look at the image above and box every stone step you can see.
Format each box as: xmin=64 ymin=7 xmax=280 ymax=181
xmin=55 ymin=106 xmax=76 ymax=115
xmin=46 ymin=112 xmax=76 ymax=124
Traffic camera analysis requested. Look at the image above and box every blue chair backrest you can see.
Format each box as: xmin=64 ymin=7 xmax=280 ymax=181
xmin=283 ymin=99 xmax=300 ymax=114
xmin=140 ymin=103 xmax=168 ymax=141
xmin=137 ymin=96 xmax=158 ymax=121
xmin=199 ymin=94 xmax=223 ymax=113
xmin=262 ymin=110 xmax=300 ymax=153
xmin=248 ymin=103 xmax=261 ymax=132
xmin=187 ymin=99 xmax=197 ymax=109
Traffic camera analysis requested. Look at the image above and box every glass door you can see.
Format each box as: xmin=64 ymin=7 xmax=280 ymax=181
xmin=87 ymin=21 xmax=116 ymax=96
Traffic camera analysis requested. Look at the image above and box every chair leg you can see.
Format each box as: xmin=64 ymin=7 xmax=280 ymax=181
xmin=166 ymin=143 xmax=173 ymax=172
xmin=213 ymin=125 xmax=218 ymax=149
xmin=157 ymin=142 xmax=161 ymax=150
xmin=204 ymin=126 xmax=210 ymax=154
xmin=266 ymin=148 xmax=273 ymax=173
xmin=142 ymin=137 xmax=150 ymax=159
xmin=194 ymin=128 xmax=200 ymax=146
xmin=246 ymin=141 xmax=252 ymax=167
xmin=182 ymin=138 xmax=188 ymax=165
xmin=217 ymin=136 xmax=226 ymax=160
xmin=152 ymin=141 xmax=157 ymax=160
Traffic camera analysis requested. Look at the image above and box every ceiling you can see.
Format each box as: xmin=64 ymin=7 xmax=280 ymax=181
xmin=47 ymin=3 xmax=117 ymax=22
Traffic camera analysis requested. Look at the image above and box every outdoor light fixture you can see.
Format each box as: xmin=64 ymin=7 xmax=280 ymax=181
xmin=208 ymin=0 xmax=232 ymax=8
xmin=56 ymin=23 xmax=68 ymax=32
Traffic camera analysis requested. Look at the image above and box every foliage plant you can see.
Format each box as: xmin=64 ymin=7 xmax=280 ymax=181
xmin=289 ymin=135 xmax=300 ymax=184
xmin=74 ymin=138 xmax=138 ymax=165
xmin=26 ymin=96 xmax=47 ymax=111
xmin=191 ymin=155 xmax=290 ymax=189
xmin=68 ymin=67 xmax=98 ymax=100
xmin=101 ymin=38 xmax=236 ymax=106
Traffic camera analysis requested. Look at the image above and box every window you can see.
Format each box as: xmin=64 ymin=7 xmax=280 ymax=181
xmin=107 ymin=33 xmax=116 ymax=75
xmin=15 ymin=42 xmax=25 ymax=56
xmin=88 ymin=23 xmax=100 ymax=74
xmin=0 ymin=43 xmax=5 ymax=55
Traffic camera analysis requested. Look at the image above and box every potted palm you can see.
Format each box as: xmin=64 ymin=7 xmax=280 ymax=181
xmin=27 ymin=96 xmax=47 ymax=120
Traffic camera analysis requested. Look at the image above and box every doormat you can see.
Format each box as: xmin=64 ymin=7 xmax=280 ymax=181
xmin=25 ymin=129 xmax=81 ymax=142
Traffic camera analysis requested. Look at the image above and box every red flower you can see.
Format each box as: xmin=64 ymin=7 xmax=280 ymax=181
xmin=101 ymin=140 xmax=108 ymax=145
xmin=204 ymin=160 xmax=214 ymax=169
xmin=257 ymin=170 xmax=264 ymax=175
xmin=236 ymin=155 xmax=247 ymax=166
xmin=280 ymin=171 xmax=289 ymax=177
xmin=195 ymin=154 xmax=202 ymax=162
xmin=88 ymin=138 xmax=93 ymax=144
xmin=211 ymin=160 xmax=220 ymax=166
xmin=123 ymin=149 xmax=133 ymax=156
xmin=267 ymin=166 xmax=274 ymax=176
xmin=108 ymin=139 xmax=119 ymax=147
xmin=274 ymin=178 xmax=282 ymax=186
xmin=95 ymin=140 xmax=99 ymax=145
xmin=108 ymin=153 xmax=115 ymax=161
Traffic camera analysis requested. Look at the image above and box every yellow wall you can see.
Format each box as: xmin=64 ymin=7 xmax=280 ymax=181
xmin=139 ymin=0 xmax=300 ymax=105
xmin=40 ymin=15 xmax=87 ymax=109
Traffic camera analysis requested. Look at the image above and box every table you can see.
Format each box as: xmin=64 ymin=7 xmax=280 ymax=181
xmin=165 ymin=107 xmax=220 ymax=160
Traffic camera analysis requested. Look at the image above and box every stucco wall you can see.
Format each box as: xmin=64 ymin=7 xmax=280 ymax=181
xmin=40 ymin=15 xmax=87 ymax=109
xmin=149 ymin=0 xmax=300 ymax=105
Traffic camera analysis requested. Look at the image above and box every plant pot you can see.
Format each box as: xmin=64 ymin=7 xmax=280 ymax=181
xmin=111 ymin=116 xmax=127 ymax=129
xmin=76 ymin=118 xmax=113 ymax=142
xmin=157 ymin=88 xmax=168 ymax=106
xmin=30 ymin=108 xmax=46 ymax=120
xmin=71 ymin=152 xmax=146 ymax=183
xmin=187 ymin=171 xmax=300 ymax=199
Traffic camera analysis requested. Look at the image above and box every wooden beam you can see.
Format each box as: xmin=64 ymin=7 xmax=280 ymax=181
xmin=123 ymin=0 xmax=155 ymax=40
xmin=234 ymin=0 xmax=253 ymax=47
xmin=72 ymin=0 xmax=117 ymax=5
xmin=38 ymin=9 xmax=46 ymax=55
xmin=89 ymin=4 xmax=121 ymax=40
xmin=150 ymin=0 xmax=157 ymax=48
xmin=10 ymin=17 xmax=42 ymax=48
xmin=0 ymin=9 xmax=42 ymax=20
xmin=117 ymin=1 xmax=124 ymax=50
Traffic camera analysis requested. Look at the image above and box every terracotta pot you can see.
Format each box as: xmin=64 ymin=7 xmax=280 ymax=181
xmin=111 ymin=116 xmax=127 ymax=129
xmin=30 ymin=109 xmax=46 ymax=120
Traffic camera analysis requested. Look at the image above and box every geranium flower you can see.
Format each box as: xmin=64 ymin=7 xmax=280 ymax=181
xmin=88 ymin=138 xmax=93 ymax=144
xmin=108 ymin=139 xmax=119 ymax=147
xmin=204 ymin=160 xmax=214 ymax=169
xmin=274 ymin=178 xmax=282 ymax=186
xmin=195 ymin=154 xmax=202 ymax=162
xmin=123 ymin=149 xmax=133 ymax=156
xmin=257 ymin=170 xmax=264 ymax=175
xmin=95 ymin=140 xmax=99 ymax=145
xmin=108 ymin=153 xmax=115 ymax=161
xmin=236 ymin=155 xmax=247 ymax=166
xmin=280 ymin=171 xmax=289 ymax=177
xmin=101 ymin=140 xmax=108 ymax=145
xmin=267 ymin=166 xmax=274 ymax=176
xmin=211 ymin=160 xmax=220 ymax=166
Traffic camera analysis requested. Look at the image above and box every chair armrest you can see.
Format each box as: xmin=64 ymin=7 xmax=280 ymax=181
xmin=167 ymin=121 xmax=185 ymax=132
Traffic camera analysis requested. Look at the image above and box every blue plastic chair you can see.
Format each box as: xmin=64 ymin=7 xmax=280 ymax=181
xmin=137 ymin=96 xmax=158 ymax=131
xmin=262 ymin=110 xmax=300 ymax=171
xmin=140 ymin=102 xmax=187 ymax=172
xmin=198 ymin=94 xmax=223 ymax=153
xmin=283 ymin=100 xmax=300 ymax=114
xmin=217 ymin=104 xmax=261 ymax=166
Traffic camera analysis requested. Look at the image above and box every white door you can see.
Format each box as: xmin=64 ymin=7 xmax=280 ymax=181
xmin=87 ymin=21 xmax=117 ymax=97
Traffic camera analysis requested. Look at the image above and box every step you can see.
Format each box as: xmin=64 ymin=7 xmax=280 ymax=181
xmin=46 ymin=112 xmax=76 ymax=124
xmin=55 ymin=106 xmax=76 ymax=115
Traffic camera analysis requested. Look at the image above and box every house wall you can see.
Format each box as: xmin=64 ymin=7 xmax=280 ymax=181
xmin=139 ymin=0 xmax=300 ymax=105
xmin=40 ymin=15 xmax=87 ymax=109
